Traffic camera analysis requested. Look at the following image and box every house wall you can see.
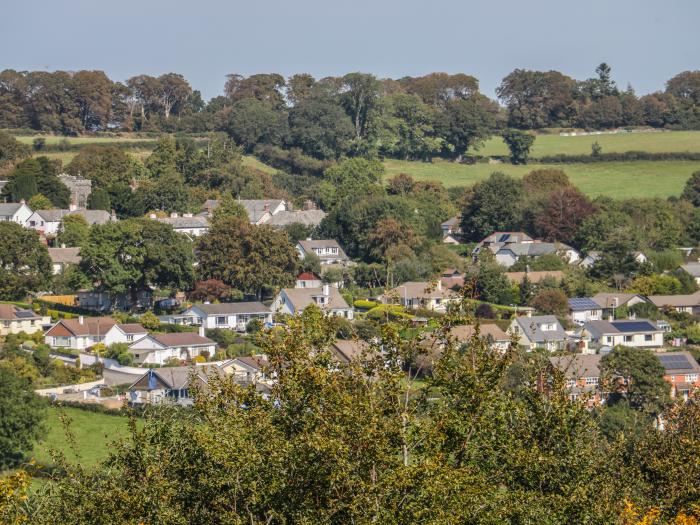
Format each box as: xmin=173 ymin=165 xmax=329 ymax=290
xmin=1 ymin=317 xmax=49 ymax=336
xmin=495 ymin=251 xmax=517 ymax=268
xmin=272 ymin=292 xmax=295 ymax=315
xmin=2 ymin=204 xmax=33 ymax=224
xmin=104 ymin=326 xmax=146 ymax=346
xmin=595 ymin=332 xmax=663 ymax=348
xmin=570 ymin=309 xmax=602 ymax=324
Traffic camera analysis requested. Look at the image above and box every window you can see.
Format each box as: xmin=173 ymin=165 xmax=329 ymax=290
xmin=624 ymin=335 xmax=632 ymax=342
xmin=2 ymin=321 xmax=9 ymax=328
xmin=566 ymin=379 xmax=576 ymax=388
xmin=644 ymin=334 xmax=653 ymax=341
xmin=127 ymin=334 xmax=134 ymax=342
xmin=686 ymin=374 xmax=698 ymax=383
xmin=585 ymin=377 xmax=599 ymax=386
xmin=216 ymin=316 xmax=227 ymax=326
xmin=605 ymin=336 xmax=612 ymax=343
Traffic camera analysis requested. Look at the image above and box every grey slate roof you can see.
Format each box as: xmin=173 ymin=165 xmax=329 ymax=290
xmin=191 ymin=302 xmax=270 ymax=315
xmin=47 ymin=247 xmax=81 ymax=265
xmin=514 ymin=315 xmax=567 ymax=343
xmin=36 ymin=209 xmax=112 ymax=225
xmin=0 ymin=202 xmax=23 ymax=216
xmin=156 ymin=216 xmax=210 ymax=229
xmin=681 ymin=262 xmax=700 ymax=278
xmin=266 ymin=209 xmax=326 ymax=227
xmin=297 ymin=239 xmax=349 ymax=261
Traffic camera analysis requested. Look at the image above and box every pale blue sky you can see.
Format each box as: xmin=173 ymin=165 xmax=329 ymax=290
xmin=2 ymin=0 xmax=698 ymax=100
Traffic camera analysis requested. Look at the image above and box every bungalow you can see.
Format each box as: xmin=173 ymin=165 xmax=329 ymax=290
xmin=658 ymin=352 xmax=700 ymax=401
xmin=47 ymin=247 xmax=81 ymax=274
xmin=221 ymin=355 xmax=269 ymax=385
xmin=0 ymin=304 xmax=50 ymax=336
xmin=472 ymin=231 xmax=534 ymax=257
xmin=450 ymin=323 xmax=511 ymax=352
xmin=492 ymin=242 xmax=580 ymax=268
xmin=507 ymin=315 xmax=567 ymax=351
xmin=647 ymin=291 xmax=700 ymax=315
xmin=580 ymin=251 xmax=648 ymax=269
xmin=0 ymin=201 xmax=33 ymax=224
xmin=103 ymin=323 xmax=148 ymax=346
xmin=44 ymin=316 xmax=117 ymax=349
xmin=128 ymin=332 xmax=217 ymax=366
xmin=273 ymin=285 xmax=354 ymax=319
xmin=181 ymin=302 xmax=272 ymax=331
xmin=591 ymin=293 xmax=649 ymax=317
xmin=25 ymin=209 xmax=113 ymax=237
xmin=568 ymin=297 xmax=603 ymax=325
xmin=296 ymin=239 xmax=349 ymax=265
xmin=155 ymin=214 xmax=210 ymax=237
xmin=296 ymin=271 xmax=323 ymax=288
xmin=680 ymin=262 xmax=700 ymax=285
xmin=128 ymin=365 xmax=221 ymax=406
xmin=384 ymin=281 xmax=459 ymax=312
xmin=548 ymin=354 xmax=603 ymax=405
xmin=579 ymin=319 xmax=664 ymax=350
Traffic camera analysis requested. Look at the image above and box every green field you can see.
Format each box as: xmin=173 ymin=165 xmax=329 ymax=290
xmin=469 ymin=130 xmax=700 ymax=157
xmin=32 ymin=406 xmax=134 ymax=469
xmin=14 ymin=135 xmax=157 ymax=146
xmin=383 ymin=159 xmax=700 ymax=199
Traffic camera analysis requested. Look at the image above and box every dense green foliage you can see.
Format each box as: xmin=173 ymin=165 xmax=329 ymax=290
xmin=0 ymin=222 xmax=52 ymax=299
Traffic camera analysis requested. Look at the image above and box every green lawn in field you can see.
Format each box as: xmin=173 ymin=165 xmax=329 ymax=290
xmin=14 ymin=135 xmax=157 ymax=146
xmin=469 ymin=130 xmax=700 ymax=157
xmin=242 ymin=155 xmax=277 ymax=174
xmin=32 ymin=406 xmax=134 ymax=469
xmin=383 ymin=159 xmax=700 ymax=199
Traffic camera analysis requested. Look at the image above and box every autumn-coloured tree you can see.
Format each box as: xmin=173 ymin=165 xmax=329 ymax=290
xmin=535 ymin=186 xmax=597 ymax=242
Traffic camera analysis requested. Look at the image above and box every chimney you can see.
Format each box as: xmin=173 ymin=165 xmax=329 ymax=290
xmin=110 ymin=209 xmax=117 ymax=221
xmin=183 ymin=213 xmax=193 ymax=218
xmin=20 ymin=199 xmax=25 ymax=205
xmin=170 ymin=212 xmax=178 ymax=218
xmin=322 ymin=284 xmax=330 ymax=296
xmin=263 ymin=203 xmax=270 ymax=213
xmin=199 ymin=325 xmax=206 ymax=338
xmin=149 ymin=213 xmax=157 ymax=219
xmin=78 ymin=315 xmax=84 ymax=325
xmin=60 ymin=243 xmax=66 ymax=249
xmin=69 ymin=203 xmax=77 ymax=211
xmin=436 ymin=280 xmax=442 ymax=291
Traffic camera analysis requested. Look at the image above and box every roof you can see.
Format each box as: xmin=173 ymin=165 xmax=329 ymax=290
xmin=0 ymin=203 xmax=25 ymax=216
xmin=190 ymin=302 xmax=270 ymax=315
xmin=681 ymin=262 xmax=700 ymax=278
xmin=156 ymin=216 xmax=210 ymax=229
xmin=441 ymin=217 xmax=459 ymax=227
xmin=281 ymin=287 xmax=351 ymax=312
xmin=45 ymin=317 xmax=116 ymax=337
xmin=330 ymin=339 xmax=371 ymax=363
xmin=297 ymin=239 xmax=349 ymax=260
xmin=387 ymin=281 xmax=457 ymax=300
xmin=240 ymin=199 xmax=285 ymax=223
xmin=657 ymin=352 xmax=700 ymax=374
xmin=233 ymin=355 xmax=268 ymax=371
xmin=480 ymin=232 xmax=533 ymax=244
xmin=116 ymin=323 xmax=147 ymax=334
xmin=583 ymin=319 xmax=661 ymax=338
xmin=647 ymin=292 xmax=700 ymax=309
xmin=591 ymin=293 xmax=646 ymax=308
xmin=568 ymin=297 xmax=603 ymax=311
xmin=297 ymin=271 xmax=321 ymax=281
xmin=0 ymin=304 xmax=42 ymax=321
xmin=505 ymin=271 xmax=564 ymax=284
xmin=549 ymin=354 xmax=602 ymax=380
xmin=35 ymin=209 xmax=112 ymax=225
xmin=496 ymin=242 xmax=576 ymax=257
xmin=147 ymin=365 xmax=221 ymax=390
xmin=266 ymin=209 xmax=326 ymax=227
xmin=450 ymin=323 xmax=509 ymax=342
xmin=151 ymin=333 xmax=216 ymax=347
xmin=513 ymin=315 xmax=567 ymax=343
xmin=47 ymin=247 xmax=81 ymax=265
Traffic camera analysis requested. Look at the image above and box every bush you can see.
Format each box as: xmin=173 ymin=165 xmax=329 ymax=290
xmin=366 ymin=304 xmax=412 ymax=321
xmin=246 ymin=319 xmax=263 ymax=333
xmin=354 ymin=299 xmax=379 ymax=310
xmin=475 ymin=303 xmax=496 ymax=319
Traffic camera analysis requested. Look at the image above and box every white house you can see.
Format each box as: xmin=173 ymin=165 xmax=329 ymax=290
xmin=0 ymin=201 xmax=33 ymax=224
xmin=590 ymin=293 xmax=649 ymax=317
xmin=47 ymin=247 xmax=81 ymax=274
xmin=580 ymin=251 xmax=648 ymax=269
xmin=273 ymin=285 xmax=354 ymax=319
xmin=128 ymin=365 xmax=221 ymax=406
xmin=680 ymin=262 xmax=700 ymax=285
xmin=181 ymin=302 xmax=272 ymax=331
xmin=103 ymin=323 xmax=148 ymax=346
xmin=507 ymin=315 xmax=568 ymax=351
xmin=647 ymin=291 xmax=700 ymax=315
xmin=0 ymin=304 xmax=50 ymax=336
xmin=128 ymin=332 xmax=217 ymax=366
xmin=579 ymin=319 xmax=664 ymax=350
xmin=493 ymin=242 xmax=580 ymax=268
xmin=154 ymin=214 xmax=210 ymax=237
xmin=383 ymin=281 xmax=459 ymax=312
xmin=568 ymin=297 xmax=603 ymax=325
xmin=296 ymin=239 xmax=349 ymax=265
xmin=296 ymin=271 xmax=323 ymax=288
xmin=44 ymin=316 xmax=117 ymax=349
xmin=25 ymin=209 xmax=113 ymax=237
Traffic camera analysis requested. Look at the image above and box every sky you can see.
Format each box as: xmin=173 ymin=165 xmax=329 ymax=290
xmin=2 ymin=0 xmax=698 ymax=101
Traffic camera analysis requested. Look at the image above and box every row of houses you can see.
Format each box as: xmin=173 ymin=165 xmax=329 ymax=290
xmin=568 ymin=291 xmax=700 ymax=325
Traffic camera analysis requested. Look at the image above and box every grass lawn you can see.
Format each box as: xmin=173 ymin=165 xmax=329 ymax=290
xmin=41 ymin=148 xmax=153 ymax=167
xmin=469 ymin=130 xmax=700 ymax=157
xmin=32 ymin=406 xmax=135 ymax=469
xmin=242 ymin=155 xmax=277 ymax=174
xmin=383 ymin=158 xmax=700 ymax=199
xmin=14 ymin=135 xmax=158 ymax=146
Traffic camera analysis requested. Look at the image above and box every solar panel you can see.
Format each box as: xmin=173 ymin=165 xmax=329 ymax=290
xmin=658 ymin=354 xmax=694 ymax=370
xmin=498 ymin=234 xmax=510 ymax=242
xmin=568 ymin=298 xmax=601 ymax=310
xmin=611 ymin=321 xmax=656 ymax=333
xmin=15 ymin=310 xmax=35 ymax=319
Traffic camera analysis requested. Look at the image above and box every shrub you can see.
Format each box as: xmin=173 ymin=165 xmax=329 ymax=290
xmin=354 ymin=299 xmax=379 ymax=310
xmin=475 ymin=303 xmax=495 ymax=319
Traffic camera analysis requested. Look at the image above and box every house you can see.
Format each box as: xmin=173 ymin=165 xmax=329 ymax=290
xmin=647 ymin=292 xmax=700 ymax=315
xmin=492 ymin=242 xmax=580 ymax=268
xmin=202 ymin=198 xmax=288 ymax=225
xmin=450 ymin=323 xmax=511 ymax=352
xmin=47 ymin=247 xmax=81 ymax=274
xmin=440 ymin=268 xmax=465 ymax=290
xmin=473 ymin=231 xmax=534 ymax=255
xmin=155 ymin=214 xmax=210 ymax=237
xmin=181 ymin=302 xmax=272 ymax=331
xmin=44 ymin=316 xmax=117 ymax=349
xmin=0 ymin=304 xmax=50 ymax=336
xmin=548 ymin=354 xmax=603 ymax=405
xmin=222 ymin=355 xmax=270 ymax=385
xmin=384 ymin=281 xmax=459 ymax=312
xmin=25 ymin=209 xmax=113 ymax=238
xmin=657 ymin=352 xmax=700 ymax=401
xmin=103 ymin=323 xmax=148 ymax=346
xmin=0 ymin=201 xmax=33 ymax=224
xmin=128 ymin=332 xmax=217 ymax=366
xmin=680 ymin=262 xmax=700 ymax=285
xmin=329 ymin=339 xmax=373 ymax=364
xmin=273 ymin=285 xmax=354 ymax=319
xmin=580 ymin=251 xmax=648 ymax=269
xmin=77 ymin=288 xmax=153 ymax=312
xmin=296 ymin=271 xmax=323 ymax=288
xmin=580 ymin=319 xmax=664 ymax=350
xmin=58 ymin=174 xmax=92 ymax=209
xmin=507 ymin=315 xmax=567 ymax=351
xmin=265 ymin=209 xmax=327 ymax=228
xmin=591 ymin=293 xmax=649 ymax=317
xmin=504 ymin=271 xmax=564 ymax=285
xmin=128 ymin=365 xmax=221 ymax=406
xmin=441 ymin=218 xmax=461 ymax=244
xmin=568 ymin=298 xmax=603 ymax=325
xmin=296 ymin=239 xmax=349 ymax=265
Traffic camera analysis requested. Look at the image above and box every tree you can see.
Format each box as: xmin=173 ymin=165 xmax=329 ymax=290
xmin=600 ymin=346 xmax=670 ymax=417
xmin=0 ymin=368 xmax=46 ymax=468
xmin=1 ymin=157 xmax=69 ymax=207
xmin=0 ymin=131 xmax=31 ymax=173
xmin=79 ymin=219 xmax=194 ymax=307
xmin=681 ymin=171 xmax=700 ymax=206
xmin=319 ymin=158 xmax=384 ymax=209
xmin=461 ymin=172 xmax=523 ymax=241
xmin=340 ymin=72 xmax=379 ymax=140
xmin=437 ymin=97 xmax=498 ymax=160
xmin=188 ymin=279 xmax=241 ymax=303
xmin=139 ymin=311 xmax=161 ymax=331
xmin=196 ymin=217 xmax=298 ymax=298
xmin=87 ymin=188 xmax=111 ymax=211
xmin=27 ymin=194 xmax=52 ymax=210
xmin=0 ymin=222 xmax=51 ymax=299
xmin=57 ymin=214 xmax=90 ymax=247
xmin=224 ymin=98 xmax=288 ymax=152
xmin=210 ymin=193 xmax=249 ymax=226
xmin=288 ymin=95 xmax=355 ymax=159
xmin=366 ymin=217 xmax=419 ymax=262
xmin=534 ymin=187 xmax=596 ymax=242
xmin=522 ymin=169 xmax=570 ymax=194
xmin=502 ymin=129 xmax=535 ymax=164
xmin=138 ymin=171 xmax=190 ymax=213
xmin=66 ymin=146 xmax=139 ymax=189
xmin=531 ymin=289 xmax=569 ymax=316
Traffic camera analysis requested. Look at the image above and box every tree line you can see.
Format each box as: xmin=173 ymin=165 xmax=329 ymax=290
xmin=1 ymin=66 xmax=699 ymax=160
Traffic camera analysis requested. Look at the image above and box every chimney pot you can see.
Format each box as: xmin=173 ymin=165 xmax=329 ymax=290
xmin=78 ymin=315 xmax=84 ymax=324
xmin=170 ymin=212 xmax=178 ymax=218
